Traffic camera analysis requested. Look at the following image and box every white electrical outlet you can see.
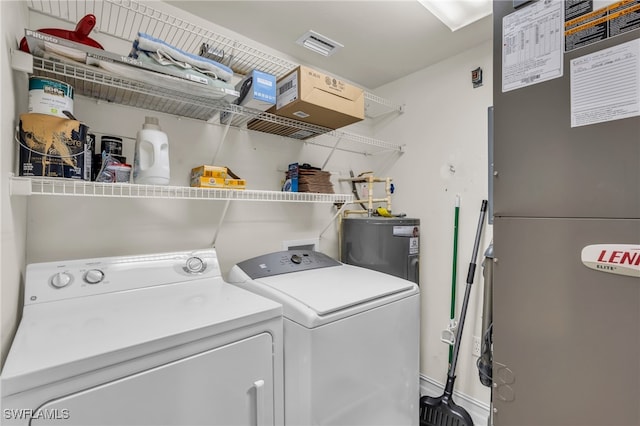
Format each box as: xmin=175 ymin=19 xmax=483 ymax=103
xmin=472 ymin=336 xmax=482 ymax=357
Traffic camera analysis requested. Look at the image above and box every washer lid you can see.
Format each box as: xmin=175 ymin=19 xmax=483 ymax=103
xmin=256 ymin=263 xmax=416 ymax=317
xmin=1 ymin=278 xmax=281 ymax=396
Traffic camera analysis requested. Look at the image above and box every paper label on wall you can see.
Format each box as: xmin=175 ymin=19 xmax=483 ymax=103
xmin=502 ymin=0 xmax=564 ymax=92
xmin=581 ymin=244 xmax=640 ymax=277
xmin=565 ymin=0 xmax=640 ymax=52
xmin=570 ymin=38 xmax=640 ymax=127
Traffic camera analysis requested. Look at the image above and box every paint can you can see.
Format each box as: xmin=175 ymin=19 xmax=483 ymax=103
xmin=100 ymin=135 xmax=123 ymax=155
xmin=17 ymin=113 xmax=89 ymax=180
xmin=28 ymin=77 xmax=74 ymax=118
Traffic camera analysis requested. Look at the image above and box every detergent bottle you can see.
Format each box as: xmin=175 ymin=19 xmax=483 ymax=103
xmin=133 ymin=116 xmax=170 ymax=185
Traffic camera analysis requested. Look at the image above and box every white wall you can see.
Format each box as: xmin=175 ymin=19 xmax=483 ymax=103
xmin=1 ymin=0 xmax=28 ymax=367
xmin=374 ymin=40 xmax=494 ymax=404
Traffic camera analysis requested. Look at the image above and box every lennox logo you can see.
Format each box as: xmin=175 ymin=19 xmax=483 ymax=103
xmin=581 ymin=244 xmax=640 ymax=278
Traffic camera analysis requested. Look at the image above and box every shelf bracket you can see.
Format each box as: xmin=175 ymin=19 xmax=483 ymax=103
xmin=318 ymin=201 xmax=348 ymax=240
xmin=211 ymin=117 xmax=233 ymax=166
xmin=321 ymin=135 xmax=343 ymax=170
xmin=211 ymin=199 xmax=231 ymax=248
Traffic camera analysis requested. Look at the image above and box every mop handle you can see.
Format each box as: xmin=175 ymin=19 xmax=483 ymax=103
xmin=449 ymin=200 xmax=487 ymax=377
xmin=448 ymin=196 xmax=460 ymax=366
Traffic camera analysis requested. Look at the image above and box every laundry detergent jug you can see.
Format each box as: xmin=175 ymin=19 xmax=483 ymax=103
xmin=134 ymin=116 xmax=170 ymax=185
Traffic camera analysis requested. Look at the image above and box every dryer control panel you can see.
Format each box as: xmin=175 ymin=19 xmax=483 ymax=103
xmin=236 ymin=250 xmax=341 ymax=279
xmin=24 ymin=249 xmax=222 ymax=305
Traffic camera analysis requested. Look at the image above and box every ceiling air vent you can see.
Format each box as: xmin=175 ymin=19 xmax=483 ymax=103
xmin=296 ymin=30 xmax=344 ymax=57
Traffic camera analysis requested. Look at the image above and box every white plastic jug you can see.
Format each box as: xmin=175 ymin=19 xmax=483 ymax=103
xmin=133 ymin=116 xmax=170 ymax=185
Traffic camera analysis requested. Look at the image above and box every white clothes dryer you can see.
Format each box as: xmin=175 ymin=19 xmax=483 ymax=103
xmin=1 ymin=249 xmax=284 ymax=426
xmin=228 ymin=250 xmax=420 ymax=426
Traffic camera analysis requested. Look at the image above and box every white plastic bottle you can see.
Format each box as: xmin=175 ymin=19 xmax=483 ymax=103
xmin=133 ymin=116 xmax=170 ymax=185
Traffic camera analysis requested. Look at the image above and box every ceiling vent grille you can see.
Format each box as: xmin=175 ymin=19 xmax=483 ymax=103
xmin=296 ymin=30 xmax=344 ymax=57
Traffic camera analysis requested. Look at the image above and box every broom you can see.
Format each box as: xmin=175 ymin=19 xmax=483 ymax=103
xmin=420 ymin=199 xmax=488 ymax=426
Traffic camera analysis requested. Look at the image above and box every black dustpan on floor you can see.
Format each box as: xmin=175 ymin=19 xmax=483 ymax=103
xmin=420 ymin=200 xmax=488 ymax=426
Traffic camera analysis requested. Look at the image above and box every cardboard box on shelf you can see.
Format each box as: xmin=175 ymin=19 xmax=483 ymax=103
xmin=190 ymin=176 xmax=246 ymax=189
xmin=274 ymin=65 xmax=364 ymax=129
xmin=246 ymin=65 xmax=364 ymax=139
xmin=191 ymin=165 xmax=228 ymax=180
xmin=224 ymin=178 xmax=247 ymax=190
xmin=190 ymin=165 xmax=246 ymax=189
xmin=191 ymin=176 xmax=226 ymax=188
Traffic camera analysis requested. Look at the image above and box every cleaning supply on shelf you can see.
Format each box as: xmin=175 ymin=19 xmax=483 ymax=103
xmin=133 ymin=117 xmax=170 ymax=185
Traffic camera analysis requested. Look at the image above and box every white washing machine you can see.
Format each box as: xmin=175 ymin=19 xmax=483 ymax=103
xmin=228 ymin=250 xmax=420 ymax=426
xmin=1 ymin=249 xmax=284 ymax=426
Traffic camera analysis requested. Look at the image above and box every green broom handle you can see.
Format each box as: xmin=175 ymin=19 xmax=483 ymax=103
xmin=448 ymin=195 xmax=460 ymax=367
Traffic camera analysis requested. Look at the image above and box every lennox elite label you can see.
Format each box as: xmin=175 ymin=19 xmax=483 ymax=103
xmin=581 ymin=244 xmax=640 ymax=278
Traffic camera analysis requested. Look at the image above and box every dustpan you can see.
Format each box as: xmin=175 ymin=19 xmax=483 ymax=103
xmin=420 ymin=199 xmax=488 ymax=426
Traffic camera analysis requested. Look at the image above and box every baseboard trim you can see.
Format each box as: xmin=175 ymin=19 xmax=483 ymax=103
xmin=420 ymin=374 xmax=490 ymax=426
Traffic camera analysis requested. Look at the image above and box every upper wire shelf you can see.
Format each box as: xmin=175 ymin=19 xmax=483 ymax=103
xmin=25 ymin=0 xmax=404 ymax=118
xmin=20 ymin=53 xmax=403 ymax=154
xmin=10 ymin=176 xmax=354 ymax=204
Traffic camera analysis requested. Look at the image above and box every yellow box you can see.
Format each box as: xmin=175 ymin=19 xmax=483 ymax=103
xmin=191 ymin=176 xmax=226 ymax=188
xmin=190 ymin=176 xmax=247 ymax=190
xmin=191 ymin=165 xmax=228 ymax=180
xmin=225 ymin=178 xmax=247 ymax=190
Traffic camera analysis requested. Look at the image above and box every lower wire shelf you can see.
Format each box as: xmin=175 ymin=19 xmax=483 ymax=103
xmin=9 ymin=176 xmax=353 ymax=204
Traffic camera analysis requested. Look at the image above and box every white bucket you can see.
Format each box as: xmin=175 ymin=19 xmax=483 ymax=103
xmin=28 ymin=77 xmax=74 ymax=118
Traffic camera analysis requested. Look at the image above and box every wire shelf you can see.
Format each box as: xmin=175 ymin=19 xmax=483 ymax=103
xmin=24 ymin=54 xmax=404 ymax=153
xmin=10 ymin=176 xmax=353 ymax=204
xmin=25 ymin=0 xmax=404 ymax=118
xmin=31 ymin=56 xmax=229 ymax=121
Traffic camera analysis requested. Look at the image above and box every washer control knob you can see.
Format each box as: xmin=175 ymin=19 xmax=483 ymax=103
xmin=290 ymin=254 xmax=302 ymax=264
xmin=50 ymin=272 xmax=73 ymax=289
xmin=184 ymin=257 xmax=206 ymax=274
xmin=84 ymin=269 xmax=105 ymax=285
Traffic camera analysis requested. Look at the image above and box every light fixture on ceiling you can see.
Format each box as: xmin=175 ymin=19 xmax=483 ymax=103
xmin=417 ymin=0 xmax=492 ymax=31
xmin=296 ymin=30 xmax=344 ymax=57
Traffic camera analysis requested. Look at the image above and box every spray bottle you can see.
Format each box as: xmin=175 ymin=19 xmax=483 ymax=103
xmin=133 ymin=116 xmax=170 ymax=185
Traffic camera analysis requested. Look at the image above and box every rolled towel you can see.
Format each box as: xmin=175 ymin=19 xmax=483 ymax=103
xmin=131 ymin=32 xmax=233 ymax=82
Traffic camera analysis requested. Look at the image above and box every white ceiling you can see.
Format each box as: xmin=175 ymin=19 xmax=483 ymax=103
xmin=167 ymin=1 xmax=493 ymax=89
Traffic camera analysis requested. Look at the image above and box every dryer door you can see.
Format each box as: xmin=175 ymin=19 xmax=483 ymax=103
xmin=32 ymin=333 xmax=274 ymax=426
